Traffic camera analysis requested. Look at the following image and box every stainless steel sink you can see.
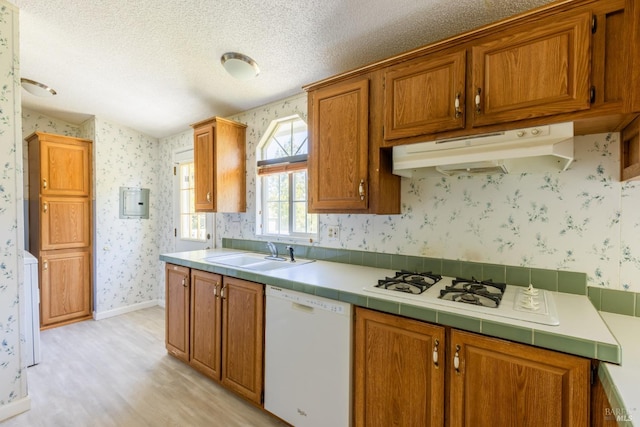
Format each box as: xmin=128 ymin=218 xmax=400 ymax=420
xmin=203 ymin=253 xmax=313 ymax=271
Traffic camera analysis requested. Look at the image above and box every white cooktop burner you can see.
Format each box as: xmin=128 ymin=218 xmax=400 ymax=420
xmin=365 ymin=278 xmax=559 ymax=326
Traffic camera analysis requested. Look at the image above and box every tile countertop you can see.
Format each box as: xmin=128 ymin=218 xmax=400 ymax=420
xmin=598 ymin=312 xmax=639 ymax=426
xmin=160 ymin=249 xmax=620 ymax=363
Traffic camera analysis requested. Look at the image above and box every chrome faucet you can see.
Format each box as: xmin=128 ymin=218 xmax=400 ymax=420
xmin=266 ymin=242 xmax=279 ymax=259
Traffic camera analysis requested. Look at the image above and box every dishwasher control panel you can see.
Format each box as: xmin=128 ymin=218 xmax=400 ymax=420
xmin=267 ymin=286 xmax=349 ymax=315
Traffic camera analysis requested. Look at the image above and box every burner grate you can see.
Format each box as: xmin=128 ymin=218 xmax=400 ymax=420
xmin=375 ymin=270 xmax=442 ymax=295
xmin=439 ymin=276 xmax=506 ymax=308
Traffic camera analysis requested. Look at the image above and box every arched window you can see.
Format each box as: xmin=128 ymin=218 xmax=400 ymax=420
xmin=257 ymin=115 xmax=318 ymax=237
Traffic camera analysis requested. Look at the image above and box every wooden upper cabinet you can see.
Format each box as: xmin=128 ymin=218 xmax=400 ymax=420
xmin=471 ymin=11 xmax=592 ymax=127
xmin=192 ymin=117 xmax=247 ymax=213
xmin=32 ymin=133 xmax=92 ymax=197
xmin=354 ymin=307 xmax=445 ymax=427
xmin=308 ymin=77 xmax=369 ymax=212
xmin=384 ymin=50 xmax=466 ymax=140
xmin=448 ymin=329 xmax=590 ymax=427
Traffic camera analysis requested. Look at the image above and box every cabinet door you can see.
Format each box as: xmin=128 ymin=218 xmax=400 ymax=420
xmin=166 ymin=264 xmax=190 ymax=362
xmin=194 ymin=124 xmax=215 ymax=212
xmin=40 ymin=197 xmax=90 ymax=250
xmin=449 ymin=329 xmax=590 ymax=427
xmin=354 ymin=307 xmax=445 ymax=427
xmin=308 ymin=78 xmax=369 ymax=212
xmin=221 ymin=277 xmax=264 ymax=404
xmin=40 ymin=138 xmax=91 ymax=196
xmin=40 ymin=249 xmax=92 ymax=328
xmin=190 ymin=269 xmax=222 ymax=380
xmin=384 ymin=50 xmax=466 ymax=140
xmin=471 ymin=12 xmax=591 ymax=127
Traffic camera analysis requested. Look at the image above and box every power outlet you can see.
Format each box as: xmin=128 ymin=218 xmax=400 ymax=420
xmin=327 ymin=225 xmax=340 ymax=241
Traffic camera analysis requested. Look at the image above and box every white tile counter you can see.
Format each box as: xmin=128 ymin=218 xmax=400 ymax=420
xmin=599 ymin=312 xmax=640 ymax=426
xmin=160 ymin=249 xmax=620 ymax=363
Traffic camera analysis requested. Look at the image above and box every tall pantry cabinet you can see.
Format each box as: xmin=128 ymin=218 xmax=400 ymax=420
xmin=27 ymin=132 xmax=93 ymax=329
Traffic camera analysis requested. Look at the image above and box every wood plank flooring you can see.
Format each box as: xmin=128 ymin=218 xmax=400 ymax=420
xmin=2 ymin=307 xmax=286 ymax=427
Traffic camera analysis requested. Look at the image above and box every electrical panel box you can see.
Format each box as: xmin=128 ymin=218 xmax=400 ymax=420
xmin=119 ymin=187 xmax=150 ymax=219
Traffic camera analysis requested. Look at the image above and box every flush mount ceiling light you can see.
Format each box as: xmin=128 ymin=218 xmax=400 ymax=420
xmin=221 ymin=52 xmax=260 ymax=80
xmin=20 ymin=78 xmax=57 ymax=97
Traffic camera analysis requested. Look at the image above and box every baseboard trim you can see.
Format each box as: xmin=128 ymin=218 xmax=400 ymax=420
xmin=93 ymin=300 xmax=160 ymax=321
xmin=157 ymin=299 xmax=165 ymax=309
xmin=0 ymin=395 xmax=31 ymax=422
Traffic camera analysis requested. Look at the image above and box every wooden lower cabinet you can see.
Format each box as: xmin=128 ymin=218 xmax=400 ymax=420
xmin=221 ymin=277 xmax=264 ymax=404
xmin=354 ymin=307 xmax=445 ymax=427
xmin=449 ymin=329 xmax=591 ymax=426
xmin=165 ymin=264 xmax=190 ymax=362
xmin=40 ymin=249 xmax=92 ymax=329
xmin=355 ymin=307 xmax=592 ymax=427
xmin=165 ymin=265 xmax=264 ymax=405
xmin=190 ymin=269 xmax=222 ymax=379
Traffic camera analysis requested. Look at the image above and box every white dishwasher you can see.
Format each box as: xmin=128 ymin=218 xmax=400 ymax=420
xmin=265 ymin=285 xmax=352 ymax=427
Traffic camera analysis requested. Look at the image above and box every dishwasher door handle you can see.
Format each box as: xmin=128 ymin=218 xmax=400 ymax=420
xmin=292 ymin=302 xmax=314 ymax=313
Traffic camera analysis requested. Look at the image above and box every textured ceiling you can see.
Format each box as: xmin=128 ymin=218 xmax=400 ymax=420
xmin=13 ymin=0 xmax=555 ymax=139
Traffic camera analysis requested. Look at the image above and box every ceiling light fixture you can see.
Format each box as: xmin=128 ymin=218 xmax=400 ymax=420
xmin=20 ymin=78 xmax=57 ymax=97
xmin=221 ymin=52 xmax=260 ymax=80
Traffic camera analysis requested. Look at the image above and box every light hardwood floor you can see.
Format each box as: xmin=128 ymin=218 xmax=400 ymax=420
xmin=2 ymin=306 xmax=286 ymax=427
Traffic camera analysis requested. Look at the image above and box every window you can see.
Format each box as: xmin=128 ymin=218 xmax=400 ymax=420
xmin=178 ymin=161 xmax=207 ymax=241
xmin=257 ymin=116 xmax=318 ymax=237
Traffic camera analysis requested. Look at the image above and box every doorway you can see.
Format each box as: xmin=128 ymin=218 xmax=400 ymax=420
xmin=173 ymin=149 xmax=214 ymax=251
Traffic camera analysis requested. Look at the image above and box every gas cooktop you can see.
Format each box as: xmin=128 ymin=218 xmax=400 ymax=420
xmin=367 ymin=271 xmax=559 ymax=326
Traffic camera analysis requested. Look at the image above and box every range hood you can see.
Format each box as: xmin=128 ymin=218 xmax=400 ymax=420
xmin=392 ymin=122 xmax=574 ymax=177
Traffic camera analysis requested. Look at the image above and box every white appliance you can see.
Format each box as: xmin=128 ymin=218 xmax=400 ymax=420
xmin=265 ymin=286 xmax=352 ymax=427
xmin=23 ymin=251 xmax=41 ymax=366
xmin=392 ymin=122 xmax=574 ymax=177
xmin=365 ymin=273 xmax=559 ymax=326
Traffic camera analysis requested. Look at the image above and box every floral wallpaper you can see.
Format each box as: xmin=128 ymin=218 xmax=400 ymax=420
xmin=157 ymin=93 xmax=640 ymax=295
xmin=91 ymin=118 xmax=161 ymax=315
xmin=0 ymin=0 xmax=28 ymax=414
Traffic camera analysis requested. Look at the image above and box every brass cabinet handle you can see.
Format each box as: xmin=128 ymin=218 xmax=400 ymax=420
xmin=182 ymin=277 xmax=187 ymax=288
xmin=454 ymin=93 xmax=462 ymax=118
xmin=433 ymin=339 xmax=440 ymax=367
xmin=206 ymin=191 xmax=211 ymax=203
xmin=475 ymin=88 xmax=482 ymax=114
xmin=358 ymin=179 xmax=365 ymax=201
xmin=43 ymin=179 xmax=48 ymax=189
xmin=221 ymin=285 xmax=226 ymax=299
xmin=43 ymin=260 xmax=48 ymax=270
xmin=43 ymin=202 xmax=48 ymax=213
xmin=213 ymin=282 xmax=219 ymax=297
xmin=454 ymin=344 xmax=461 ymax=373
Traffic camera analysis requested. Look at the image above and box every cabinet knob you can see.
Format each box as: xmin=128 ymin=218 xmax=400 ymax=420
xmin=454 ymin=93 xmax=462 ymax=119
xmin=433 ymin=339 xmax=439 ymax=367
xmin=358 ymin=179 xmax=365 ymax=201
xmin=454 ymin=344 xmax=461 ymax=373
xmin=43 ymin=202 xmax=48 ymax=214
xmin=206 ymin=191 xmax=211 ymax=203
xmin=43 ymin=179 xmax=48 ymax=189
xmin=475 ymin=88 xmax=482 ymax=114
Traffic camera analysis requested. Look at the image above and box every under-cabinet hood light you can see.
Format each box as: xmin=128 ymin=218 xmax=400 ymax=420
xmin=392 ymin=122 xmax=575 ymax=177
